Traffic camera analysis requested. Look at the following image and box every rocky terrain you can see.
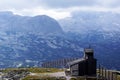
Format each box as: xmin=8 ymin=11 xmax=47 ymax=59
xmin=0 ymin=11 xmax=119 ymax=70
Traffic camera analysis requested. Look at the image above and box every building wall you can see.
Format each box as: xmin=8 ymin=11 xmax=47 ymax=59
xmin=78 ymin=61 xmax=86 ymax=76
xmin=70 ymin=59 xmax=96 ymax=76
xmin=87 ymin=59 xmax=97 ymax=76
xmin=70 ymin=64 xmax=79 ymax=76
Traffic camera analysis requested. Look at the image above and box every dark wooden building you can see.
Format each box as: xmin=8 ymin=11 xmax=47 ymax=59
xmin=69 ymin=48 xmax=97 ymax=76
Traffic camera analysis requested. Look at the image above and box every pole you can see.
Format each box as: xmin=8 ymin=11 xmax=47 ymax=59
xmin=104 ymin=68 xmax=106 ymax=80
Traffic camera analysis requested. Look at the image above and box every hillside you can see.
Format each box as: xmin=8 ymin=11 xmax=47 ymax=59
xmin=0 ymin=11 xmax=63 ymax=34
xmin=0 ymin=11 xmax=119 ymax=70
xmin=1 ymin=68 xmax=120 ymax=80
xmin=0 ymin=11 xmax=81 ymax=68
xmin=59 ymin=11 xmax=120 ymax=33
xmin=59 ymin=11 xmax=120 ymax=70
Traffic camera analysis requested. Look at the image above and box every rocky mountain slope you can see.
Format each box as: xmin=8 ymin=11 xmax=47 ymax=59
xmin=59 ymin=11 xmax=120 ymax=33
xmin=0 ymin=11 xmax=63 ymax=34
xmin=0 ymin=11 xmax=119 ymax=70
xmin=0 ymin=11 xmax=81 ymax=68
xmin=59 ymin=11 xmax=120 ymax=70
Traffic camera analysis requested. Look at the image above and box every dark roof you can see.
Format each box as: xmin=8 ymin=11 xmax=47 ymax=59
xmin=84 ymin=48 xmax=93 ymax=53
xmin=68 ymin=58 xmax=85 ymax=66
xmin=68 ymin=48 xmax=94 ymax=66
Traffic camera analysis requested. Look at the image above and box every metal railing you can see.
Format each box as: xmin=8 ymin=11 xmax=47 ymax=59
xmin=97 ymin=64 xmax=119 ymax=80
xmin=41 ymin=57 xmax=79 ymax=68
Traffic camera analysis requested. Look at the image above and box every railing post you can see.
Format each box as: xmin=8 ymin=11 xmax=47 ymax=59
xmin=98 ymin=64 xmax=101 ymax=79
xmin=104 ymin=68 xmax=107 ymax=80
xmin=101 ymin=67 xmax=104 ymax=80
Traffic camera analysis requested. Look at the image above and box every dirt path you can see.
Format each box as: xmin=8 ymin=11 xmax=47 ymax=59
xmin=30 ymin=72 xmax=71 ymax=80
xmin=0 ymin=76 xmax=2 ymax=80
xmin=48 ymin=72 xmax=71 ymax=80
xmin=49 ymin=72 xmax=65 ymax=77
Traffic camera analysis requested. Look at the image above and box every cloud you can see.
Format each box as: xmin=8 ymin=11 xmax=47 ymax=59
xmin=38 ymin=0 xmax=120 ymax=8
xmin=96 ymin=0 xmax=120 ymax=7
xmin=69 ymin=6 xmax=120 ymax=13
xmin=0 ymin=0 xmax=120 ymax=20
xmin=0 ymin=0 xmax=41 ymax=10
xmin=10 ymin=7 xmax=71 ymax=20
xmin=0 ymin=0 xmax=120 ymax=10
xmin=38 ymin=0 xmax=97 ymax=8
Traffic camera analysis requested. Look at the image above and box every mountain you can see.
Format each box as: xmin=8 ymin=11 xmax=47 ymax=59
xmin=59 ymin=11 xmax=120 ymax=33
xmin=0 ymin=11 xmax=120 ymax=70
xmin=0 ymin=11 xmax=81 ymax=68
xmin=0 ymin=32 xmax=83 ymax=68
xmin=0 ymin=11 xmax=63 ymax=34
xmin=59 ymin=11 xmax=120 ymax=70
xmin=0 ymin=11 xmax=65 ymax=67
xmin=64 ymin=31 xmax=120 ymax=70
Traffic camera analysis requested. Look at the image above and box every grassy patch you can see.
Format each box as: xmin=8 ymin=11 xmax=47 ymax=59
xmin=22 ymin=75 xmax=66 ymax=80
xmin=1 ymin=68 xmax=63 ymax=73
xmin=117 ymin=75 xmax=120 ymax=80
xmin=1 ymin=68 xmax=27 ymax=73
xmin=27 ymin=68 xmax=63 ymax=73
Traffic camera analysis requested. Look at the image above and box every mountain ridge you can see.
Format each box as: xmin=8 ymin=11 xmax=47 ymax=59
xmin=0 ymin=11 xmax=119 ymax=70
xmin=0 ymin=11 xmax=63 ymax=34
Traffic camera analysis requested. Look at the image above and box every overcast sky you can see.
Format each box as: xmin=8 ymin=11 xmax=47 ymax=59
xmin=0 ymin=0 xmax=120 ymax=19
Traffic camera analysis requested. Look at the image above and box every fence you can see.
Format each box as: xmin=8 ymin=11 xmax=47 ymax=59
xmin=97 ymin=64 xmax=120 ymax=80
xmin=41 ymin=58 xmax=120 ymax=80
xmin=41 ymin=57 xmax=79 ymax=68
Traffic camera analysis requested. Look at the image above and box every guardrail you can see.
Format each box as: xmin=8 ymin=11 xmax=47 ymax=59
xmin=41 ymin=57 xmax=79 ymax=68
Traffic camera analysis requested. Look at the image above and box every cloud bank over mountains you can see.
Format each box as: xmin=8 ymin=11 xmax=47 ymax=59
xmin=0 ymin=0 xmax=120 ymax=19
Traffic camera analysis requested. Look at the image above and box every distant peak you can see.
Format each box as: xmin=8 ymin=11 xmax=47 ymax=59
xmin=33 ymin=15 xmax=52 ymax=19
xmin=0 ymin=11 xmax=13 ymax=15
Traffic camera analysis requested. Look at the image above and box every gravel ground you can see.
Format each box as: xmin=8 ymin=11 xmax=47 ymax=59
xmin=30 ymin=72 xmax=71 ymax=80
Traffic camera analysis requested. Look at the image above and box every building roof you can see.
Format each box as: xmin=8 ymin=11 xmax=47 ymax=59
xmin=67 ymin=48 xmax=94 ymax=66
xmin=84 ymin=48 xmax=93 ymax=53
xmin=68 ymin=58 xmax=85 ymax=66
